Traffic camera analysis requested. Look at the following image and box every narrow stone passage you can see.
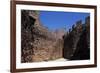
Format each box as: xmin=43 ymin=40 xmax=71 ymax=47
xmin=21 ymin=10 xmax=90 ymax=63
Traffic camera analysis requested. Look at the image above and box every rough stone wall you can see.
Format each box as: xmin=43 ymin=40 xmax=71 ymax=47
xmin=63 ymin=20 xmax=83 ymax=59
xmin=21 ymin=10 xmax=63 ymax=63
xmin=63 ymin=16 xmax=90 ymax=60
xmin=21 ymin=10 xmax=35 ymax=63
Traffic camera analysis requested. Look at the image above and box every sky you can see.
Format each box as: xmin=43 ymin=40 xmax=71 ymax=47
xmin=39 ymin=10 xmax=90 ymax=31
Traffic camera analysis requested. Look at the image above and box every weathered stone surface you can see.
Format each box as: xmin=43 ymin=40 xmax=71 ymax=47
xmin=63 ymin=16 xmax=90 ymax=60
xmin=21 ymin=10 xmax=64 ymax=63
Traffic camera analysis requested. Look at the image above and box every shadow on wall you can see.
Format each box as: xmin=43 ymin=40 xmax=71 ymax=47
xmin=63 ymin=16 xmax=90 ymax=60
xmin=70 ymin=29 xmax=90 ymax=60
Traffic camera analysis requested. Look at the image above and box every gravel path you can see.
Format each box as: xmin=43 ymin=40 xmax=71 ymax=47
xmin=49 ymin=58 xmax=68 ymax=62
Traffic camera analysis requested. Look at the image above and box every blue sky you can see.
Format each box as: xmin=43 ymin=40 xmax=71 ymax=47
xmin=39 ymin=11 xmax=90 ymax=31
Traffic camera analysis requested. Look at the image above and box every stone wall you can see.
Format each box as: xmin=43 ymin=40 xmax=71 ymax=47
xmin=63 ymin=16 xmax=90 ymax=60
xmin=21 ymin=10 xmax=63 ymax=63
